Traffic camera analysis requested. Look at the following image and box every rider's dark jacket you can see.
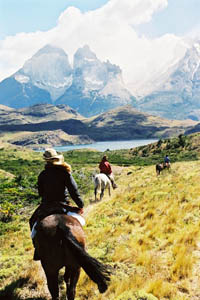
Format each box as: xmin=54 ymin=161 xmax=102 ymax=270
xmin=38 ymin=164 xmax=84 ymax=208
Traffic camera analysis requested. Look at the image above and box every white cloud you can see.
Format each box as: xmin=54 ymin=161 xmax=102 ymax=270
xmin=0 ymin=0 xmax=188 ymax=95
xmin=97 ymin=0 xmax=168 ymax=25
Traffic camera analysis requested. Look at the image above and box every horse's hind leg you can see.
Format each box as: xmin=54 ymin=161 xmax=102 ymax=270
xmin=64 ymin=267 xmax=80 ymax=300
xmin=156 ymin=167 xmax=160 ymax=176
xmin=94 ymin=187 xmax=98 ymax=201
xmin=108 ymin=185 xmax=111 ymax=197
xmin=44 ymin=270 xmax=59 ymax=300
xmin=100 ymin=188 xmax=104 ymax=201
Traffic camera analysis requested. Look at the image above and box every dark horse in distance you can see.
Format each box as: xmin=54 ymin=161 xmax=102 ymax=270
xmin=33 ymin=214 xmax=110 ymax=300
xmin=156 ymin=162 xmax=170 ymax=175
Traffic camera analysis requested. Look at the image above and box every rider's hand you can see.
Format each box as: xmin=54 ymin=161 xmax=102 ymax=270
xmin=79 ymin=208 xmax=84 ymax=214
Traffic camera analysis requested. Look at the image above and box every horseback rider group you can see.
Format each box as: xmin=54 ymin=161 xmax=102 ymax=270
xmin=30 ymin=149 xmax=117 ymax=260
xmin=29 ymin=148 xmax=111 ymax=297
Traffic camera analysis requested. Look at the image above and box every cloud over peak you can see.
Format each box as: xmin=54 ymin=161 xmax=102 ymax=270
xmin=0 ymin=0 xmax=188 ymax=95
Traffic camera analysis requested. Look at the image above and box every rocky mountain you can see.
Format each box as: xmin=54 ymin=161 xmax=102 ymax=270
xmin=0 ymin=103 xmax=93 ymax=148
xmin=56 ymin=45 xmax=136 ymax=116
xmin=0 ymin=103 xmax=83 ymax=125
xmin=84 ymin=106 xmax=196 ymax=141
xmin=0 ymin=44 xmax=136 ymax=117
xmin=185 ymin=122 xmax=200 ymax=135
xmin=5 ymin=129 xmax=93 ymax=149
xmin=137 ymin=41 xmax=200 ymax=120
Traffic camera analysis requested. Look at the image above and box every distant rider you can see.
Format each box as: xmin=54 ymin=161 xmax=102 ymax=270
xmin=164 ymin=155 xmax=170 ymax=167
xmin=99 ymin=155 xmax=117 ymax=189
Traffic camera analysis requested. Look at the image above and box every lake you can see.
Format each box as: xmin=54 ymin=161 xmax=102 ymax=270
xmin=54 ymin=139 xmax=158 ymax=152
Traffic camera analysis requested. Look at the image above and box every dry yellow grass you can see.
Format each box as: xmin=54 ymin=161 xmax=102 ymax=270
xmin=78 ymin=161 xmax=200 ymax=300
xmin=1 ymin=161 xmax=200 ymax=300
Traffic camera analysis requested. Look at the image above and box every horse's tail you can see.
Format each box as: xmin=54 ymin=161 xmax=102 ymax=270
xmin=58 ymin=224 xmax=111 ymax=293
xmin=94 ymin=175 xmax=101 ymax=193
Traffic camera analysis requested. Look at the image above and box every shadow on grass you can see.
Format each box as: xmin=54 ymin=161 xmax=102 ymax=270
xmin=0 ymin=277 xmax=45 ymax=300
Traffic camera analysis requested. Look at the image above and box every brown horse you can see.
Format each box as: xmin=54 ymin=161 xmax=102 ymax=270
xmin=156 ymin=162 xmax=170 ymax=175
xmin=33 ymin=214 xmax=110 ymax=300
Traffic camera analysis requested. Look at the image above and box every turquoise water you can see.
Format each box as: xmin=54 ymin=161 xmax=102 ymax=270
xmin=54 ymin=139 xmax=157 ymax=152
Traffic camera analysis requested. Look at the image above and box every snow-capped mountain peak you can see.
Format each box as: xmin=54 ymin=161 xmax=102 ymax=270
xmin=14 ymin=44 xmax=73 ymax=100
xmin=137 ymin=39 xmax=200 ymax=120
xmin=73 ymin=45 xmax=124 ymax=95
xmin=0 ymin=44 xmax=136 ymax=116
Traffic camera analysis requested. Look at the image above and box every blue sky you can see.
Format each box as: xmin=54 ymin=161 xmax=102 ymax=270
xmin=138 ymin=0 xmax=200 ymax=37
xmin=0 ymin=0 xmax=108 ymax=39
xmin=0 ymin=0 xmax=199 ymax=39
xmin=0 ymin=0 xmax=200 ymax=91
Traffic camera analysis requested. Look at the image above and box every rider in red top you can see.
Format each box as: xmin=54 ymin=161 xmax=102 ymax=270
xmin=99 ymin=155 xmax=117 ymax=189
xmin=99 ymin=156 xmax=112 ymax=175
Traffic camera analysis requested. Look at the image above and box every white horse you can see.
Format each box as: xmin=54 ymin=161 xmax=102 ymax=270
xmin=93 ymin=173 xmax=111 ymax=201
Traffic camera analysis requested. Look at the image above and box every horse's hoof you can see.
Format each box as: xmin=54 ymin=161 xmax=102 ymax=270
xmin=98 ymin=282 xmax=107 ymax=293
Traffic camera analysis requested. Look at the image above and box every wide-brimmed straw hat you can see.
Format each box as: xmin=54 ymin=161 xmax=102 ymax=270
xmin=43 ymin=148 xmax=64 ymax=165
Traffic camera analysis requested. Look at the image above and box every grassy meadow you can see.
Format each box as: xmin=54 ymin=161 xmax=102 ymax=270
xmin=1 ymin=135 xmax=200 ymax=300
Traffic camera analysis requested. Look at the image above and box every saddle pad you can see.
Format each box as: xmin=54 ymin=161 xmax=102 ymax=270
xmin=67 ymin=212 xmax=86 ymax=226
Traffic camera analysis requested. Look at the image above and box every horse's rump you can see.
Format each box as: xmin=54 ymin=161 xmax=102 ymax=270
xmin=35 ymin=214 xmax=84 ymax=267
xmin=37 ymin=214 xmax=85 ymax=246
xmin=156 ymin=163 xmax=163 ymax=170
xmin=94 ymin=174 xmax=102 ymax=193
xmin=35 ymin=214 xmax=110 ymax=294
xmin=94 ymin=173 xmax=111 ymax=191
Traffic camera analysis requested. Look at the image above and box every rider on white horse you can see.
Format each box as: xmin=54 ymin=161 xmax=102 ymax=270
xmin=99 ymin=155 xmax=117 ymax=189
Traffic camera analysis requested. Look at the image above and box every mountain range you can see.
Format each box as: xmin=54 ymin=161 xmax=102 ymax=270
xmin=1 ymin=41 xmax=200 ymax=123
xmin=0 ymin=45 xmax=136 ymax=117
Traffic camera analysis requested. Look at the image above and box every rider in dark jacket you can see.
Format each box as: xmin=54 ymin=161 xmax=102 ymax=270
xmin=38 ymin=163 xmax=84 ymax=208
xmin=30 ymin=148 xmax=84 ymax=229
xmin=30 ymin=148 xmax=84 ymax=260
